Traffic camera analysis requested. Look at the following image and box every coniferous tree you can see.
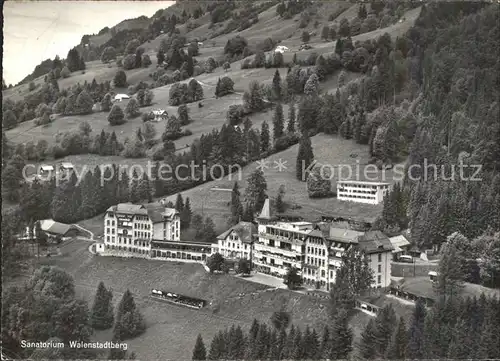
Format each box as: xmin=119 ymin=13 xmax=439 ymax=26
xmin=114 ymin=289 xmax=146 ymax=341
xmin=386 ymin=316 xmax=407 ymax=359
xmin=329 ymin=310 xmax=353 ymax=359
xmin=359 ymin=318 xmax=377 ymax=359
xmin=296 ymin=134 xmax=314 ymax=181
xmin=273 ymin=103 xmax=285 ymax=141
xmin=230 ymin=182 xmax=243 ymax=225
xmin=175 ymin=193 xmax=184 ymax=212
xmin=372 ymin=304 xmax=397 ymax=357
xmin=407 ymin=298 xmax=427 ymax=359
xmin=181 ymin=197 xmax=192 ymax=229
xmin=288 ymin=102 xmax=296 ymax=133
xmin=245 ymin=170 xmax=267 ymax=212
xmin=260 ymin=121 xmax=270 ymax=154
xmin=90 ymin=281 xmax=114 ymax=330
xmin=192 ymin=334 xmax=207 ymax=360
xmin=272 ymin=69 xmax=282 ymax=101
xmin=320 ymin=325 xmax=331 ymax=359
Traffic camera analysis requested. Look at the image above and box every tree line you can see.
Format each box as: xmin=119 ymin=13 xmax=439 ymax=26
xmin=1 ymin=266 xmax=142 ymax=359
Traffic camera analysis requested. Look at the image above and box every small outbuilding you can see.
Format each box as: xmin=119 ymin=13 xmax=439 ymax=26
xmin=149 ymin=109 xmax=169 ymax=122
xmin=114 ymin=93 xmax=130 ymax=102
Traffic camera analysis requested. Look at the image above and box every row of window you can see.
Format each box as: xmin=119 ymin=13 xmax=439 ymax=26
xmin=106 ymin=245 xmax=149 ymax=254
xmin=338 ymin=188 xmax=377 ymax=194
xmin=304 ymin=267 xmax=334 ymax=278
xmin=338 ymin=194 xmax=377 ymax=199
xmin=220 ymin=241 xmax=249 ymax=250
xmin=307 ymin=257 xmax=325 ymax=267
xmin=307 ymin=246 xmax=326 ymax=257
xmin=106 ymin=220 xmax=116 ymax=226
xmin=339 ymin=184 xmax=389 ymax=190
xmin=105 ymin=236 xmax=149 ymax=247
xmin=135 ymin=223 xmax=151 ymax=230
xmin=134 ymin=231 xmax=151 ymax=239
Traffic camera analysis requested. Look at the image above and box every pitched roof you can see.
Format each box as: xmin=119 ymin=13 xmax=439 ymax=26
xmin=358 ymin=231 xmax=393 ymax=254
xmin=106 ymin=203 xmax=178 ymax=223
xmin=257 ymin=198 xmax=276 ymax=220
xmin=217 ymin=221 xmax=256 ymax=243
xmin=40 ymin=219 xmax=76 ymax=236
xmin=60 ymin=162 xmax=74 ymax=168
xmin=389 ymin=235 xmax=410 ymax=248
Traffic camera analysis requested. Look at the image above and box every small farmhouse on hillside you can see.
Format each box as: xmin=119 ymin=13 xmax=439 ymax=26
xmin=39 ymin=164 xmax=54 ymax=176
xmin=114 ymin=93 xmax=130 ymax=102
xmin=149 ymin=109 xmax=169 ymax=122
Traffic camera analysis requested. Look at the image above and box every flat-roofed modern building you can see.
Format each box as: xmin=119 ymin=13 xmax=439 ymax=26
xmin=336 ymin=180 xmax=391 ymax=205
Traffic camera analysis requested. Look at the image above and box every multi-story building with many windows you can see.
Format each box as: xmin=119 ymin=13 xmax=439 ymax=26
xmin=101 ymin=203 xmax=180 ymax=256
xmin=252 ymin=199 xmax=393 ymax=290
xmin=303 ymin=227 xmax=364 ymax=291
xmin=337 ymin=180 xmax=391 ymax=205
xmin=253 ymin=199 xmax=309 ymax=278
xmin=100 ymin=202 xmax=213 ymax=262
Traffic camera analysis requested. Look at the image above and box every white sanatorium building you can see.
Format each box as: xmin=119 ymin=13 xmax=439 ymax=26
xmin=252 ymin=199 xmax=393 ymax=291
xmin=99 ymin=203 xmax=212 ymax=262
xmin=336 ymin=180 xmax=391 ymax=205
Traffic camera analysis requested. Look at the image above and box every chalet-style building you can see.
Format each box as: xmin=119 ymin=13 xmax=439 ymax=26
xmin=213 ymin=221 xmax=256 ymax=260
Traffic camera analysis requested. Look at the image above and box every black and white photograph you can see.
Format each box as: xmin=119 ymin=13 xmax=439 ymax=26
xmin=2 ymin=0 xmax=500 ymax=360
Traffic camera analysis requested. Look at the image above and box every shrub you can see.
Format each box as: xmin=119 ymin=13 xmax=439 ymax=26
xmin=123 ymin=54 xmax=136 ymax=70
xmin=28 ymin=81 xmax=36 ymax=91
xmin=141 ymin=54 xmax=152 ymax=67
xmin=188 ymin=79 xmax=203 ymax=102
xmin=75 ymin=90 xmax=94 ymax=115
xmin=204 ymin=57 xmax=217 ymax=73
xmin=61 ymin=66 xmax=71 ymax=78
xmin=224 ymin=36 xmax=248 ymax=57
xmin=215 ymin=76 xmax=234 ymax=97
xmin=257 ymin=37 xmax=275 ymax=52
xmin=274 ymin=133 xmax=299 ymax=152
xmin=125 ymin=98 xmax=140 ymax=118
xmin=114 ymin=70 xmax=127 ymax=88
xmin=226 ymin=104 xmax=244 ymax=125
xmin=101 ymin=93 xmax=112 ymax=112
xmin=108 ymin=105 xmax=126 ymax=125
xmin=125 ymin=39 xmax=141 ymax=54
xmin=101 ymin=46 xmax=117 ymax=63
xmin=35 ymin=103 xmax=52 ymax=118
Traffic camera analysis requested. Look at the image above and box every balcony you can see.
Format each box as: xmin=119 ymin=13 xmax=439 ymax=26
xmin=254 ymin=260 xmax=303 ymax=272
xmin=254 ymin=242 xmax=298 ymax=258
xmin=254 ymin=250 xmax=301 ymax=264
xmin=258 ymin=232 xmax=305 ymax=245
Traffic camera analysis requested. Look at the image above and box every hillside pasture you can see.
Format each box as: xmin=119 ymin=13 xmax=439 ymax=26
xmin=35 ymin=243 xmax=369 ymax=361
xmin=161 ymin=133 xmax=393 ymax=233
